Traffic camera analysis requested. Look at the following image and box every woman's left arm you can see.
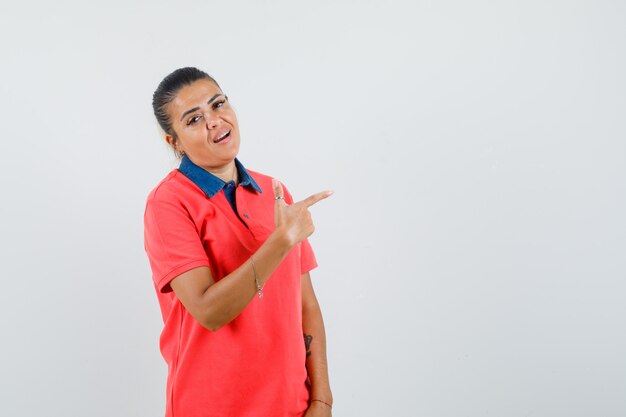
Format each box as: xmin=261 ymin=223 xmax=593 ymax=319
xmin=301 ymin=272 xmax=333 ymax=417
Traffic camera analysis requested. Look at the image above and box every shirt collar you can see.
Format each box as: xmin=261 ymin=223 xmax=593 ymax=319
xmin=178 ymin=155 xmax=262 ymax=198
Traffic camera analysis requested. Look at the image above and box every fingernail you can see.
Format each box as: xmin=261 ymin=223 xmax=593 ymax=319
xmin=272 ymin=178 xmax=279 ymax=188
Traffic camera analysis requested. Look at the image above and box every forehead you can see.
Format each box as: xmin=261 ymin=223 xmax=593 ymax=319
xmin=169 ymin=79 xmax=222 ymax=119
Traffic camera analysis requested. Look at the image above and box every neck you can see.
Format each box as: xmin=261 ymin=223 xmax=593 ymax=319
xmin=203 ymin=160 xmax=238 ymax=184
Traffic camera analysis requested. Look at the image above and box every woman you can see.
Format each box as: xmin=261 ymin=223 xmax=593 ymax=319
xmin=144 ymin=67 xmax=333 ymax=417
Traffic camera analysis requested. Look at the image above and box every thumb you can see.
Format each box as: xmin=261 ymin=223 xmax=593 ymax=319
xmin=272 ymin=178 xmax=285 ymax=202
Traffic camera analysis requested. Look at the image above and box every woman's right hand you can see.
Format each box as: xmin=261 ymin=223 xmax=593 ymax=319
xmin=272 ymin=178 xmax=333 ymax=248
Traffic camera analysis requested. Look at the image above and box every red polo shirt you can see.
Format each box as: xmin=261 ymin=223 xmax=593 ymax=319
xmin=144 ymin=158 xmax=317 ymax=417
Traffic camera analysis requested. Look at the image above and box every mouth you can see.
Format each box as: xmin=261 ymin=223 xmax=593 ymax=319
xmin=213 ymin=129 xmax=231 ymax=144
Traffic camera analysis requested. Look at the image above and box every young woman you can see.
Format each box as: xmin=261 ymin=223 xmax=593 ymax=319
xmin=144 ymin=67 xmax=333 ymax=417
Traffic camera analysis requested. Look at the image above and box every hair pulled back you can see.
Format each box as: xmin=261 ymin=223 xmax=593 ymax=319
xmin=152 ymin=67 xmax=220 ymax=137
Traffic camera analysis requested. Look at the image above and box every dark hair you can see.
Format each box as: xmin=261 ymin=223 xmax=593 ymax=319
xmin=152 ymin=67 xmax=220 ymax=137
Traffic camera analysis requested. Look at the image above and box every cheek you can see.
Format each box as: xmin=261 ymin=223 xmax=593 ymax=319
xmin=178 ymin=130 xmax=205 ymax=147
xmin=225 ymin=110 xmax=239 ymax=127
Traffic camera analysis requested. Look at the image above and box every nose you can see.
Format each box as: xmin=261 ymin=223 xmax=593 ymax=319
xmin=205 ymin=114 xmax=220 ymax=129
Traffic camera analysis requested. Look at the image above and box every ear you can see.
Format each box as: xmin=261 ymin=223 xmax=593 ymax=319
xmin=165 ymin=134 xmax=180 ymax=151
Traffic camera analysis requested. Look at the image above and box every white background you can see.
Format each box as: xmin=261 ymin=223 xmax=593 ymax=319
xmin=1 ymin=1 xmax=625 ymax=416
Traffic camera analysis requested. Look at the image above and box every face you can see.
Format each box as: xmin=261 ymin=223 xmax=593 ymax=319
xmin=166 ymin=79 xmax=240 ymax=170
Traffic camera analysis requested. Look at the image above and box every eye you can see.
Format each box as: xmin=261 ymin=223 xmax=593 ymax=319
xmin=213 ymin=99 xmax=227 ymax=110
xmin=187 ymin=115 xmax=203 ymax=126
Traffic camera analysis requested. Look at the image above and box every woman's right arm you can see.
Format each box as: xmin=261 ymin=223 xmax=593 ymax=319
xmin=169 ymin=179 xmax=332 ymax=331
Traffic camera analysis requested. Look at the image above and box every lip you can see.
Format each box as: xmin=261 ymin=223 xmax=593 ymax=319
xmin=215 ymin=134 xmax=232 ymax=145
xmin=212 ymin=129 xmax=231 ymax=144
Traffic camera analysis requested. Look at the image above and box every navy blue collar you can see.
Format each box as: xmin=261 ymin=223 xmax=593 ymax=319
xmin=178 ymin=155 xmax=262 ymax=198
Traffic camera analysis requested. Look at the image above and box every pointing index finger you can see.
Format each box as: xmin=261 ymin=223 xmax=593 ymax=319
xmin=301 ymin=190 xmax=334 ymax=208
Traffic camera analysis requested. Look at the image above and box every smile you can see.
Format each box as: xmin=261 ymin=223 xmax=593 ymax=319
xmin=214 ymin=130 xmax=231 ymax=143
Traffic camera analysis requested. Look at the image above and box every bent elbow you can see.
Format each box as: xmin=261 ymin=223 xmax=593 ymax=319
xmin=201 ymin=321 xmax=223 ymax=332
xmin=197 ymin=312 xmax=227 ymax=332
xmin=192 ymin=302 xmax=234 ymax=332
xmin=195 ymin=314 xmax=220 ymax=332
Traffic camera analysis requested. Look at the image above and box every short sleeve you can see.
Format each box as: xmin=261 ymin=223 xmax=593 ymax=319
xmin=280 ymin=183 xmax=318 ymax=275
xmin=144 ymin=196 xmax=211 ymax=292
xmin=299 ymin=238 xmax=318 ymax=275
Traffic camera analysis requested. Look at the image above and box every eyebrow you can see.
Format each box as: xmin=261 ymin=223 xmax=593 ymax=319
xmin=179 ymin=93 xmax=224 ymax=121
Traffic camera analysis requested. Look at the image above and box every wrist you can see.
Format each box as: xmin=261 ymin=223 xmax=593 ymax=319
xmin=310 ymin=388 xmax=333 ymax=407
xmin=269 ymin=226 xmax=297 ymax=251
xmin=311 ymin=398 xmax=333 ymax=409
